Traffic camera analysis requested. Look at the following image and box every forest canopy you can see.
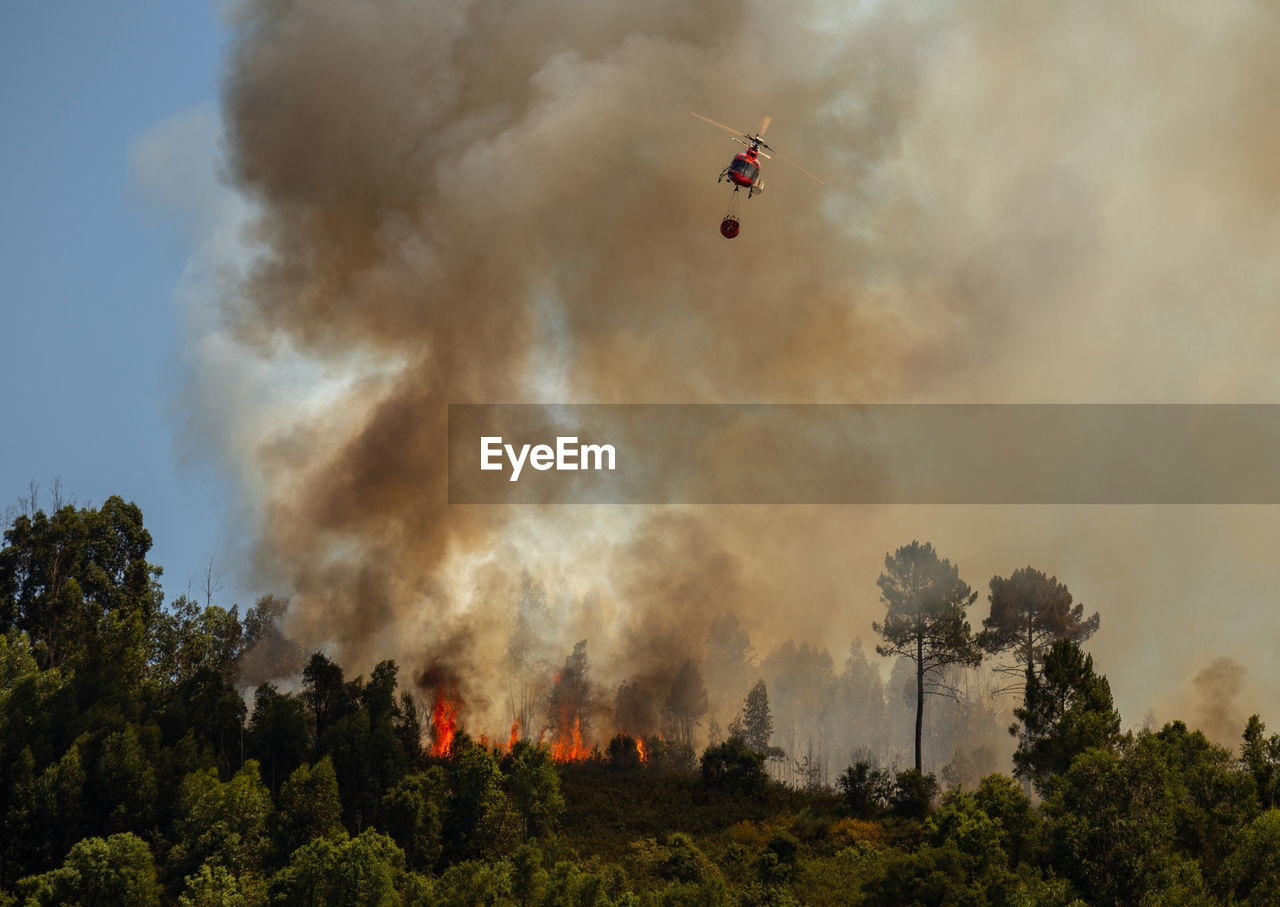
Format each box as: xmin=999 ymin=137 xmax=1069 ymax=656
xmin=2 ymin=497 xmax=1278 ymax=905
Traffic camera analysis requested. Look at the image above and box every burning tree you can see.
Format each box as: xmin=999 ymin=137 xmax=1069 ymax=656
xmin=616 ymin=679 xmax=658 ymax=740
xmin=873 ymin=540 xmax=982 ymax=774
xmin=429 ymin=687 xmax=460 ymax=758
xmin=546 ymin=640 xmax=593 ymax=761
xmin=416 ymin=663 xmax=465 ymax=759
xmin=613 ymin=679 xmax=661 ymax=769
xmin=606 ymin=734 xmax=648 ymax=770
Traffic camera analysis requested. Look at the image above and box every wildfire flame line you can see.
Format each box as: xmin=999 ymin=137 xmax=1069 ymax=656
xmin=550 ymin=714 xmax=588 ymax=762
xmin=429 ymin=685 xmax=460 ymax=758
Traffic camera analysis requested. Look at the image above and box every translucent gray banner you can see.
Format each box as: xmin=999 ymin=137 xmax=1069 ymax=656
xmin=447 ymin=404 xmax=1280 ymax=504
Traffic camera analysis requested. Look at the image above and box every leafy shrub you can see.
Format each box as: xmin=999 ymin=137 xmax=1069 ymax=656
xmin=889 ymin=769 xmax=938 ymax=821
xmin=829 ymin=818 xmax=886 ymax=849
xmin=701 ymin=737 xmax=767 ymax=796
xmin=837 ymin=761 xmax=892 ymax=819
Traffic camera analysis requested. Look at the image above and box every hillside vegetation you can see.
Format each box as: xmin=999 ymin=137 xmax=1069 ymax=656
xmin=2 ymin=497 xmax=1278 ymax=905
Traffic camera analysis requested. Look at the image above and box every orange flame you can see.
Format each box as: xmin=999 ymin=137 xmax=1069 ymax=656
xmin=636 ymin=736 xmax=647 ymax=765
xmin=482 ymin=719 xmax=523 ymax=756
xmin=550 ymin=715 xmax=588 ymax=762
xmin=429 ymin=685 xmax=459 ymax=758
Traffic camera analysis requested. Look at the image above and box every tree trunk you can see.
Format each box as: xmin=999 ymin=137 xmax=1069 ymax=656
xmin=915 ymin=633 xmax=924 ymax=774
xmin=1019 ymin=662 xmax=1035 ymax=797
xmin=1023 ymin=619 xmax=1034 ymax=798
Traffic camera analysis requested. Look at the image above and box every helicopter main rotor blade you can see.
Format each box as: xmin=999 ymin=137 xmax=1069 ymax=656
xmin=689 ymin=110 xmax=748 ymax=139
xmin=772 ymin=149 xmax=825 ymax=184
xmin=692 ymin=110 xmax=820 ymax=180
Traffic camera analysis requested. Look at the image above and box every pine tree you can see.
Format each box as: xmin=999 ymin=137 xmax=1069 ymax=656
xmin=873 ymin=541 xmax=982 ymax=773
xmin=1012 ymin=639 xmax=1120 ymax=792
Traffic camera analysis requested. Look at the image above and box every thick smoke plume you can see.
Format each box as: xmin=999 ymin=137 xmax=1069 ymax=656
xmin=1193 ymin=656 xmax=1247 ymax=747
xmin=217 ymin=0 xmax=921 ymax=719
xmin=196 ymin=0 xmax=1280 ymax=766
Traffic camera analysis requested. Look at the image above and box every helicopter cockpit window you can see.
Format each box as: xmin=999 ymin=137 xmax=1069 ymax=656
xmin=730 ymin=159 xmax=759 ymax=181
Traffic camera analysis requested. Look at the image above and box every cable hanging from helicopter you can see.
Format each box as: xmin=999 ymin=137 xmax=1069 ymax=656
xmin=721 ymin=185 xmax=741 ymax=238
xmin=689 ymin=110 xmax=824 ymax=239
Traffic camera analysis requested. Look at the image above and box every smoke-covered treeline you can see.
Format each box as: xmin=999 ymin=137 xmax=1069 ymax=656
xmin=385 ymin=564 xmax=1018 ymax=791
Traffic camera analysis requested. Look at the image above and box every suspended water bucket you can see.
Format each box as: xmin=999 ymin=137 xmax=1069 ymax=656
xmin=720 ymin=216 xmax=740 ymax=239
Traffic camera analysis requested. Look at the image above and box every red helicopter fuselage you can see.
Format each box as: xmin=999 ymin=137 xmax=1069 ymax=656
xmin=725 ymin=149 xmax=762 ymax=188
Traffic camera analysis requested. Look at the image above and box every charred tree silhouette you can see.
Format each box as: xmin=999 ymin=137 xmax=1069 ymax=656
xmin=615 ymin=679 xmax=658 ymax=739
xmin=873 ymin=541 xmax=981 ymax=774
xmin=507 ymin=573 xmax=552 ymax=742
xmin=546 ymin=640 xmax=593 ymax=758
xmin=664 ymin=660 xmax=709 ymax=748
xmin=703 ymin=612 xmax=756 ymax=721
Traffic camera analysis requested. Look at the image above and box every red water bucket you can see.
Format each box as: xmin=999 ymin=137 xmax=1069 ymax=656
xmin=719 ymin=217 xmax=740 ymax=239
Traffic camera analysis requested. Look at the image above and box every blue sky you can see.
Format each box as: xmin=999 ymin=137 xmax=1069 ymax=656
xmin=0 ymin=4 xmax=234 ymax=602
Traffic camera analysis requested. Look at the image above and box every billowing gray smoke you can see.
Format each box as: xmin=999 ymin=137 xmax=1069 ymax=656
xmin=201 ymin=0 xmax=1280 ymax=764
xmin=216 ymin=0 xmax=922 ymax=711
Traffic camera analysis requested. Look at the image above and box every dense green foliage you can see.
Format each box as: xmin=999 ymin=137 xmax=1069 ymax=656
xmin=2 ymin=500 xmax=1278 ymax=904
xmin=1012 ymin=639 xmax=1122 ymax=793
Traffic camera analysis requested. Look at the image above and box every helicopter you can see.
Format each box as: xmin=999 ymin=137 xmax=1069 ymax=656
xmin=689 ymin=110 xmax=823 ymax=238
